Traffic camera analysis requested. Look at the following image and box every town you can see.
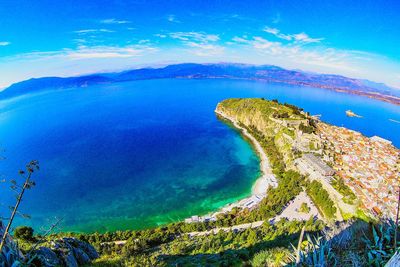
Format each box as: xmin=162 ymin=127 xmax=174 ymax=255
xmin=317 ymin=123 xmax=400 ymax=219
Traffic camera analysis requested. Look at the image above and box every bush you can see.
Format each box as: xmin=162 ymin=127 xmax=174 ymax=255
xmin=306 ymin=181 xmax=337 ymax=219
xmin=252 ymin=248 xmax=290 ymax=267
xmin=14 ymin=226 xmax=34 ymax=241
xmin=299 ymin=202 xmax=310 ymax=213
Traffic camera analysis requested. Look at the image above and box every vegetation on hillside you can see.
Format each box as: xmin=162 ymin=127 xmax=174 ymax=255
xmin=306 ymin=180 xmax=337 ymax=219
xmin=331 ymin=177 xmax=357 ymax=205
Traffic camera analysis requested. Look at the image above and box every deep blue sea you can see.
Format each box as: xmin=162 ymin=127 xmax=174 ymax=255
xmin=0 ymin=79 xmax=399 ymax=232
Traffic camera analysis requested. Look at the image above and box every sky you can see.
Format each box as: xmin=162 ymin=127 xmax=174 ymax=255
xmin=0 ymin=0 xmax=399 ymax=89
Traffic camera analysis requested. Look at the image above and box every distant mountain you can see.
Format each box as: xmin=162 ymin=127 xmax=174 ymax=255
xmin=1 ymin=63 xmax=399 ymax=104
xmin=359 ymin=79 xmax=399 ymax=96
xmin=0 ymin=75 xmax=113 ymax=100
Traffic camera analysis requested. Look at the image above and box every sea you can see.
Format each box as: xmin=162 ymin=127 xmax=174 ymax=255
xmin=0 ymin=78 xmax=399 ymax=232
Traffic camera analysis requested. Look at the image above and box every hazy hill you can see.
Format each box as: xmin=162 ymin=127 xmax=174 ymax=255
xmin=1 ymin=63 xmax=399 ymax=103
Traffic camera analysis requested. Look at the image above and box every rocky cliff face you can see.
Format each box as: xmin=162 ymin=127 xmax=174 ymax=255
xmin=216 ymin=98 xmax=319 ymax=167
xmin=32 ymin=238 xmax=99 ymax=267
xmin=0 ymin=221 xmax=23 ymax=267
xmin=0 ymin=221 xmax=99 ymax=267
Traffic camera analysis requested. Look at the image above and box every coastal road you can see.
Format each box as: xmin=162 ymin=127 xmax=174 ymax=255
xmin=187 ymin=220 xmax=265 ymax=237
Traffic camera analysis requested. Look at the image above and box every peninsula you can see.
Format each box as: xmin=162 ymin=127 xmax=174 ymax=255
xmin=216 ymin=98 xmax=399 ymax=220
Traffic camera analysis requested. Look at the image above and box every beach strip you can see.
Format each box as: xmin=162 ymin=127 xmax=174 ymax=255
xmin=185 ymin=110 xmax=277 ymax=223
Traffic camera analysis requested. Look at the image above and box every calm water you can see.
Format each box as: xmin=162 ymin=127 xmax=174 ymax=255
xmin=0 ymin=79 xmax=399 ymax=232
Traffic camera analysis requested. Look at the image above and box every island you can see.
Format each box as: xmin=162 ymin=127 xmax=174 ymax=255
xmin=345 ymin=110 xmax=363 ymax=118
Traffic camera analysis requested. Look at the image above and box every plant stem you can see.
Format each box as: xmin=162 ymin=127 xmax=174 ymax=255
xmin=394 ymin=185 xmax=400 ymax=250
xmin=296 ymin=225 xmax=306 ymax=265
xmin=0 ymin=172 xmax=31 ymax=253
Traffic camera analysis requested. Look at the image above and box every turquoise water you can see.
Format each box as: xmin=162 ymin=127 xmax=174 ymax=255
xmin=0 ymin=78 xmax=399 ymax=232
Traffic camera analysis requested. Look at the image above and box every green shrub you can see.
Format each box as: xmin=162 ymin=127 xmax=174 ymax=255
xmin=306 ymin=181 xmax=337 ymax=219
xmin=252 ymin=248 xmax=290 ymax=267
xmin=14 ymin=226 xmax=34 ymax=242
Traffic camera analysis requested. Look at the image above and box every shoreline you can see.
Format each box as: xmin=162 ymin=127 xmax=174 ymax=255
xmin=185 ymin=109 xmax=278 ymax=223
xmin=215 ymin=109 xmax=278 ymax=196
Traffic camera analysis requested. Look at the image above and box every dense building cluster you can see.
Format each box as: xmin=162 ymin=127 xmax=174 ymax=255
xmin=317 ymin=123 xmax=400 ymax=218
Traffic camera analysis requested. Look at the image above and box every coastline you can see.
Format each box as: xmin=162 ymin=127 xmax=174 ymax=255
xmin=185 ymin=109 xmax=278 ymax=223
xmin=214 ymin=110 xmax=278 ymax=195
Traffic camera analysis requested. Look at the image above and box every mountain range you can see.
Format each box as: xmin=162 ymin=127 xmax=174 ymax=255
xmin=1 ymin=63 xmax=399 ymax=105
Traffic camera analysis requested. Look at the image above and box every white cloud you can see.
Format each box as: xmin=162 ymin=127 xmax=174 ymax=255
xmin=185 ymin=42 xmax=224 ymax=56
xmin=0 ymin=41 xmax=10 ymax=46
xmin=232 ymin=35 xmax=357 ymax=71
xmin=138 ymin=39 xmax=150 ymax=44
xmin=100 ymin=18 xmax=131 ymax=24
xmin=66 ymin=46 xmax=156 ymax=59
xmin=264 ymin=27 xmax=279 ymax=35
xmin=263 ymin=27 xmax=323 ymax=43
xmin=169 ymin=31 xmax=223 ymax=56
xmin=170 ymin=32 xmax=219 ymax=42
xmin=166 ymin=14 xmax=180 ymax=23
xmin=154 ymin=34 xmax=167 ymax=38
xmin=292 ymin=32 xmax=323 ymax=43
xmin=74 ymin=29 xmax=115 ymax=34
xmin=6 ymin=44 xmax=157 ymax=61
xmin=263 ymin=27 xmax=292 ymax=41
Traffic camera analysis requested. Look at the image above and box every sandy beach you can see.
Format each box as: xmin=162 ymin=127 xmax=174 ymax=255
xmin=215 ymin=109 xmax=278 ymax=195
xmin=185 ymin=109 xmax=278 ymax=223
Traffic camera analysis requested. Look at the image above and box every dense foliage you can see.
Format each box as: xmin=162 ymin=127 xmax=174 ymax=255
xmin=299 ymin=122 xmax=315 ymax=134
xmin=96 ymin=219 xmax=323 ymax=266
xmin=14 ymin=226 xmax=34 ymax=242
xmin=306 ymin=180 xmax=337 ymax=219
xmin=331 ymin=177 xmax=357 ymax=204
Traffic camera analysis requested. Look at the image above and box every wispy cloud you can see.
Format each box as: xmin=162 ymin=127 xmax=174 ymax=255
xmin=185 ymin=42 xmax=224 ymax=56
xmin=292 ymin=32 xmax=323 ymax=43
xmin=0 ymin=41 xmax=10 ymax=46
xmin=166 ymin=14 xmax=180 ymax=23
xmin=100 ymin=18 xmax=131 ymax=24
xmin=232 ymin=35 xmax=357 ymax=72
xmin=74 ymin=29 xmax=115 ymax=34
xmin=154 ymin=34 xmax=167 ymax=38
xmin=170 ymin=32 xmax=219 ymax=42
xmin=7 ymin=44 xmax=157 ymax=61
xmin=169 ymin=31 xmax=223 ymax=56
xmin=263 ymin=27 xmax=323 ymax=43
xmin=66 ymin=46 xmax=156 ymax=59
xmin=263 ymin=27 xmax=292 ymax=41
xmin=271 ymin=13 xmax=281 ymax=24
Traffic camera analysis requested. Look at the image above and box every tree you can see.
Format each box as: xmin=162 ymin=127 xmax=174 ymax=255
xmin=299 ymin=203 xmax=310 ymax=213
xmin=14 ymin=226 xmax=34 ymax=241
xmin=0 ymin=160 xmax=39 ymax=253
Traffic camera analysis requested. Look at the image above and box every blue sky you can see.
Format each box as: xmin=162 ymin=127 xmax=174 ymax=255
xmin=0 ymin=0 xmax=399 ymax=88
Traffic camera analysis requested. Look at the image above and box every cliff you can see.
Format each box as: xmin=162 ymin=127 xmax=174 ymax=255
xmin=216 ymin=98 xmax=320 ymax=168
xmin=0 ymin=221 xmax=99 ymax=267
